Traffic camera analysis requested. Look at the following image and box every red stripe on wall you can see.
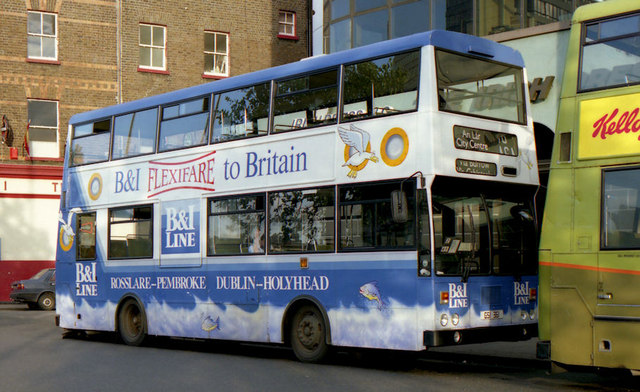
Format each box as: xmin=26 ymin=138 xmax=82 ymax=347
xmin=0 ymin=164 xmax=62 ymax=180
xmin=0 ymin=260 xmax=56 ymax=302
xmin=0 ymin=193 xmax=60 ymax=199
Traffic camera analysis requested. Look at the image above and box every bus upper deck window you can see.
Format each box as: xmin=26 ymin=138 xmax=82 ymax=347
xmin=112 ymin=108 xmax=158 ymax=159
xmin=273 ymin=69 xmax=338 ymax=132
xmin=211 ymin=83 xmax=270 ymax=144
xmin=436 ymin=49 xmax=526 ymax=124
xmin=342 ymin=51 xmax=419 ymax=121
xmin=159 ymin=97 xmax=210 ymax=152
xmin=71 ymin=119 xmax=111 ymax=166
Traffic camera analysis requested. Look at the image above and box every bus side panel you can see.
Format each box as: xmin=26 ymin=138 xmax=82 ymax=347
xmin=548 ymin=254 xmax=597 ymax=367
xmin=594 ymin=320 xmax=640 ymax=370
xmin=539 ymin=163 xmax=574 ymax=341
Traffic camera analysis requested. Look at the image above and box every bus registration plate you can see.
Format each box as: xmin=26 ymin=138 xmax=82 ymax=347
xmin=481 ymin=310 xmax=504 ymax=320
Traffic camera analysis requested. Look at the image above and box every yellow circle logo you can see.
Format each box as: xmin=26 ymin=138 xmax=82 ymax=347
xmin=380 ymin=127 xmax=409 ymax=167
xmin=88 ymin=173 xmax=103 ymax=201
xmin=59 ymin=227 xmax=73 ymax=252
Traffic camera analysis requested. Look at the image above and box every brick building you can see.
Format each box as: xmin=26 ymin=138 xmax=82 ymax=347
xmin=0 ymin=0 xmax=309 ymax=301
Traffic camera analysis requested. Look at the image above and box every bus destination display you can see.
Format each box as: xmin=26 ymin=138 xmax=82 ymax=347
xmin=455 ymin=159 xmax=497 ymax=176
xmin=453 ymin=125 xmax=518 ymax=156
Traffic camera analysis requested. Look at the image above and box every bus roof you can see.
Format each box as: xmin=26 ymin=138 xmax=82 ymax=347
xmin=69 ymin=30 xmax=525 ymax=125
xmin=572 ymin=0 xmax=638 ymax=24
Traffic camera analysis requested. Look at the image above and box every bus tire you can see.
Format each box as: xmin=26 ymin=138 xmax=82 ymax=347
xmin=38 ymin=292 xmax=55 ymax=310
xmin=290 ymin=304 xmax=328 ymax=363
xmin=118 ymin=298 xmax=147 ymax=346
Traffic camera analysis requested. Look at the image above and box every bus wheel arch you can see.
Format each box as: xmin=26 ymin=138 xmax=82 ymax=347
xmin=116 ymin=295 xmax=147 ymax=346
xmin=283 ymin=296 xmax=331 ymax=363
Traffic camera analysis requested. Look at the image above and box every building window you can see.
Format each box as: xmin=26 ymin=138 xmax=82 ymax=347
xmin=204 ymin=31 xmax=229 ymax=77
xmin=27 ymin=11 xmax=58 ymax=60
xmin=278 ymin=11 xmax=297 ymax=39
xmin=139 ymin=23 xmax=166 ymax=71
xmin=27 ymin=99 xmax=59 ymax=158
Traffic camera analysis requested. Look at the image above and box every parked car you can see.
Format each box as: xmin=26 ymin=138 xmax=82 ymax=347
xmin=10 ymin=268 xmax=56 ymax=310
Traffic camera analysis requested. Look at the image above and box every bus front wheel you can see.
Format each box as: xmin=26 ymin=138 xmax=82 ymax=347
xmin=118 ymin=299 xmax=146 ymax=346
xmin=290 ymin=304 xmax=328 ymax=363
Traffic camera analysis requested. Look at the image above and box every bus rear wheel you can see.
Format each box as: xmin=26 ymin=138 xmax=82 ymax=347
xmin=290 ymin=305 xmax=328 ymax=363
xmin=118 ymin=299 xmax=146 ymax=346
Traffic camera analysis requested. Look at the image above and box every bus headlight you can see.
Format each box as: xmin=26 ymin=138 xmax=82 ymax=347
xmin=418 ymin=253 xmax=431 ymax=277
xmin=440 ymin=314 xmax=449 ymax=327
xmin=451 ymin=313 xmax=460 ymax=326
xmin=529 ymin=309 xmax=536 ymax=320
xmin=521 ymin=311 xmax=528 ymax=321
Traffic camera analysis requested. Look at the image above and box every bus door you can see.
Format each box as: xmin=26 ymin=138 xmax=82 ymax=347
xmin=159 ymin=199 xmax=203 ymax=267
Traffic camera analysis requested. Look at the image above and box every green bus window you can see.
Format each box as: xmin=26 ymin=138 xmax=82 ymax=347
xmin=602 ymin=168 xmax=640 ymax=250
xmin=112 ymin=107 xmax=158 ymax=159
xmin=71 ymin=119 xmax=111 ymax=166
xmin=211 ymin=83 xmax=270 ymax=143
xmin=580 ymin=13 xmax=640 ymax=91
xmin=159 ymin=97 xmax=209 ymax=152
xmin=108 ymin=205 xmax=153 ymax=259
xmin=342 ymin=51 xmax=419 ymax=121
xmin=269 ymin=187 xmax=335 ymax=253
xmin=76 ymin=212 xmax=97 ymax=260
xmin=273 ymin=69 xmax=338 ymax=132
xmin=208 ymin=194 xmax=265 ymax=255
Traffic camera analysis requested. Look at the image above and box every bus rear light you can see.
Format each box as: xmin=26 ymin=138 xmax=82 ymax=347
xmin=529 ymin=288 xmax=537 ymax=301
xmin=440 ymin=291 xmax=449 ymax=305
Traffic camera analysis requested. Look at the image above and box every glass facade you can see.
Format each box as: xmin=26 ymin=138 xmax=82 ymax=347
xmin=322 ymin=0 xmax=595 ymax=53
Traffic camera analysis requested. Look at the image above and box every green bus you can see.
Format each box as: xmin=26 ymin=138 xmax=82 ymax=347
xmin=538 ymin=0 xmax=640 ymax=372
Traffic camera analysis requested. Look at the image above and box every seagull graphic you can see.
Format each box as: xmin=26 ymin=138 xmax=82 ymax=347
xmin=338 ymin=124 xmax=378 ymax=178
xmin=58 ymin=207 xmax=83 ymax=240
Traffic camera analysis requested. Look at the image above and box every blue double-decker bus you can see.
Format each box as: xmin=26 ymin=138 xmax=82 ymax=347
xmin=56 ymin=30 xmax=539 ymax=362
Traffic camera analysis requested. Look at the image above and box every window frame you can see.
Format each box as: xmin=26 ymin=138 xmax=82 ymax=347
xmin=268 ymin=186 xmax=336 ymax=254
xmin=27 ymin=98 xmax=60 ymax=159
xmin=27 ymin=11 xmax=58 ymax=62
xmin=207 ymin=193 xmax=266 ymax=257
xmin=138 ymin=23 xmax=167 ymax=73
xmin=435 ymin=48 xmax=527 ymax=125
xmin=600 ymin=166 xmax=640 ymax=250
xmin=203 ymin=30 xmax=230 ymax=79
xmin=272 ymin=68 xmax=340 ymax=133
xmin=578 ymin=11 xmax=640 ymax=93
xmin=338 ymin=179 xmax=418 ymax=252
xmin=108 ymin=204 xmax=154 ymax=260
xmin=111 ymin=107 xmax=159 ymax=161
xmin=70 ymin=118 xmax=112 ymax=167
xmin=158 ymin=96 xmax=211 ymax=153
xmin=76 ymin=212 xmax=97 ymax=261
xmin=341 ymin=49 xmax=421 ymax=123
xmin=278 ymin=10 xmax=298 ymax=40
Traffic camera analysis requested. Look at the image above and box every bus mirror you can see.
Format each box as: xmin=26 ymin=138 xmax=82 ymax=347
xmin=391 ymin=190 xmax=408 ymax=223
